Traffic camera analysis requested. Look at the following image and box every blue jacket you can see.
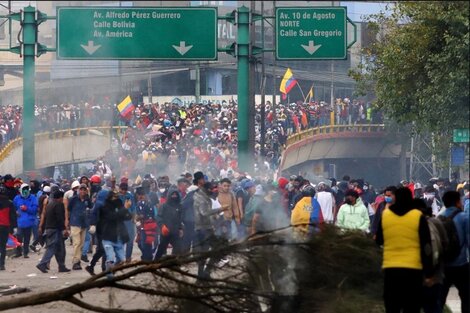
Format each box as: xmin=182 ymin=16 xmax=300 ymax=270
xmin=441 ymin=207 xmax=469 ymax=267
xmin=119 ymin=192 xmax=136 ymax=215
xmin=89 ymin=190 xmax=109 ymax=227
xmin=68 ymin=195 xmax=92 ymax=228
xmin=13 ymin=195 xmax=38 ymax=228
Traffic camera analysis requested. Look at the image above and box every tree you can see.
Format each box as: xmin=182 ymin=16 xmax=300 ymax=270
xmin=0 ymin=227 xmax=383 ymax=313
xmin=350 ymin=2 xmax=469 ymax=134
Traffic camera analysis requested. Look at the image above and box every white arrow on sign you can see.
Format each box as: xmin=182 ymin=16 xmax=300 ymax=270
xmin=301 ymin=40 xmax=322 ymax=55
xmin=80 ymin=41 xmax=101 ymax=55
xmin=172 ymin=41 xmax=193 ymax=56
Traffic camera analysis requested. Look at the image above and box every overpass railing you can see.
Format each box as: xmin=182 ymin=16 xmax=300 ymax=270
xmin=286 ymin=124 xmax=386 ymax=146
xmin=0 ymin=126 xmax=127 ymax=165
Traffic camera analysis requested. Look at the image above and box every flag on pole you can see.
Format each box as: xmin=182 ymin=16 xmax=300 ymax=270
xmin=279 ymin=68 xmax=297 ymax=100
xmin=304 ymin=86 xmax=314 ymax=103
xmin=117 ymin=95 xmax=135 ymax=118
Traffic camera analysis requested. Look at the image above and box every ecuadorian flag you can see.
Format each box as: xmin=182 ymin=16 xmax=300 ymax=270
xmin=279 ymin=68 xmax=297 ymax=100
xmin=117 ymin=95 xmax=135 ymax=118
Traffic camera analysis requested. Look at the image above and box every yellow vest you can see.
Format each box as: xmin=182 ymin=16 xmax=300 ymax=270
xmin=382 ymin=209 xmax=422 ymax=270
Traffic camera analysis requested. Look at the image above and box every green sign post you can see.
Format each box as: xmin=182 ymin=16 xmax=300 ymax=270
xmin=276 ymin=7 xmax=348 ymax=60
xmin=453 ymin=129 xmax=469 ymax=143
xmin=57 ymin=7 xmax=217 ymax=60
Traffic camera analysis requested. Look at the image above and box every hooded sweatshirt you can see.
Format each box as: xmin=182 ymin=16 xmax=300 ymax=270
xmin=336 ymin=197 xmax=369 ymax=231
xmin=13 ymin=194 xmax=38 ymax=228
xmin=157 ymin=186 xmax=184 ymax=234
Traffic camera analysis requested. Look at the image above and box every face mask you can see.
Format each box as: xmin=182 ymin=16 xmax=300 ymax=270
xmin=384 ymin=196 xmax=393 ymax=203
xmin=344 ymin=199 xmax=353 ymax=205
xmin=21 ymin=189 xmax=30 ymax=198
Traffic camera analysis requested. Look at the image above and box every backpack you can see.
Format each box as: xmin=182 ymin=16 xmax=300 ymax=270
xmin=437 ymin=210 xmax=462 ymax=263
xmin=426 ymin=218 xmax=445 ymax=268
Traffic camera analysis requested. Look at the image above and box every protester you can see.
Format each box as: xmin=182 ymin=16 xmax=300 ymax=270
xmin=375 ymin=187 xmax=433 ymax=313
xmin=36 ymin=190 xmax=70 ymax=273
xmin=291 ymin=184 xmax=323 ymax=237
xmin=153 ymin=185 xmax=184 ymax=260
xmin=67 ymin=184 xmax=92 ymax=270
xmin=118 ymin=182 xmax=136 ymax=262
xmin=439 ymin=191 xmax=469 ymax=313
xmin=99 ymin=191 xmax=132 ymax=279
xmin=135 ymin=187 xmax=157 ymax=261
xmin=216 ymin=178 xmax=239 ymax=240
xmin=371 ymin=186 xmax=397 ymax=237
xmin=13 ymin=184 xmax=38 ymax=258
xmin=193 ymin=181 xmax=229 ymax=279
xmin=336 ymin=189 xmax=370 ymax=232
xmin=0 ymin=185 xmax=17 ymax=270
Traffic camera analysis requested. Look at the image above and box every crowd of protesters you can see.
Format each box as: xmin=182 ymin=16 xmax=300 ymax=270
xmin=0 ymin=168 xmax=468 ymax=312
xmin=1 ymin=98 xmax=383 ymax=173
xmin=3 ymin=97 xmax=468 ymax=312
xmin=0 ymin=103 xmax=117 ymax=147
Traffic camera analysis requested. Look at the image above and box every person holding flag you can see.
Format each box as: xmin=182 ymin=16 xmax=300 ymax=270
xmin=279 ymin=68 xmax=298 ymax=100
xmin=117 ymin=95 xmax=135 ymax=120
xmin=304 ymin=85 xmax=314 ymax=104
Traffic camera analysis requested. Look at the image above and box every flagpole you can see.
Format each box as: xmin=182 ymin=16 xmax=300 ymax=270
xmin=303 ymin=83 xmax=314 ymax=103
xmin=296 ymin=81 xmax=306 ymax=102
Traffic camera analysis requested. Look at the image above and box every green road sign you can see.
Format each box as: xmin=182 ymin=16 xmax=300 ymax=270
xmin=276 ymin=7 xmax=347 ymax=60
xmin=57 ymin=7 xmax=217 ymax=60
xmin=453 ymin=129 xmax=469 ymax=143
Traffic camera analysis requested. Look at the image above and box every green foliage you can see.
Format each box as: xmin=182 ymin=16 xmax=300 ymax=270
xmin=351 ymin=2 xmax=469 ymax=134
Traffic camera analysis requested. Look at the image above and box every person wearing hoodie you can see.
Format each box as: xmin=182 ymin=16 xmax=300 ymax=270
xmin=375 ymin=187 xmax=433 ymax=313
xmin=2 ymin=175 xmax=18 ymax=201
xmin=336 ymin=189 xmax=370 ymax=232
xmin=193 ymin=181 xmax=229 ymax=279
xmin=118 ymin=182 xmax=136 ymax=262
xmin=0 ymin=185 xmax=17 ymax=270
xmin=99 ymin=190 xmax=132 ymax=279
xmin=291 ymin=184 xmax=323 ymax=237
xmin=154 ymin=185 xmax=184 ymax=260
xmin=84 ymin=189 xmax=109 ymax=276
xmin=135 ymin=187 xmax=157 ymax=261
xmin=13 ymin=183 xmax=38 ymax=258
xmin=439 ymin=191 xmax=468 ymax=313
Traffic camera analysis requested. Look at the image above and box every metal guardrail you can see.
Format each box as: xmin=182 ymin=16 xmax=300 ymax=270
xmin=0 ymin=126 xmax=127 ymax=164
xmin=286 ymin=124 xmax=386 ymax=146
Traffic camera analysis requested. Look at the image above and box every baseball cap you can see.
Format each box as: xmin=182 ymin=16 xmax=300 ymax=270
xmin=243 ymin=180 xmax=255 ymax=189
xmin=79 ymin=184 xmax=88 ymax=190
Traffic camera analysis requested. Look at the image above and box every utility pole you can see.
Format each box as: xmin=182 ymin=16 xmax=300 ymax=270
xmin=195 ymin=63 xmax=201 ymax=103
xmin=260 ymin=0 xmax=266 ymax=156
xmin=237 ymin=6 xmax=251 ymax=172
xmin=147 ymin=71 xmax=152 ymax=103
xmin=248 ymin=1 xmax=256 ymax=167
xmin=271 ymin=0 xmax=277 ymax=122
xmin=22 ymin=6 xmax=37 ymax=173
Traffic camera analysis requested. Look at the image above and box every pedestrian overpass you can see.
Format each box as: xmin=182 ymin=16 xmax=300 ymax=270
xmin=0 ymin=127 xmax=127 ymax=176
xmin=279 ymin=124 xmax=405 ymax=186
